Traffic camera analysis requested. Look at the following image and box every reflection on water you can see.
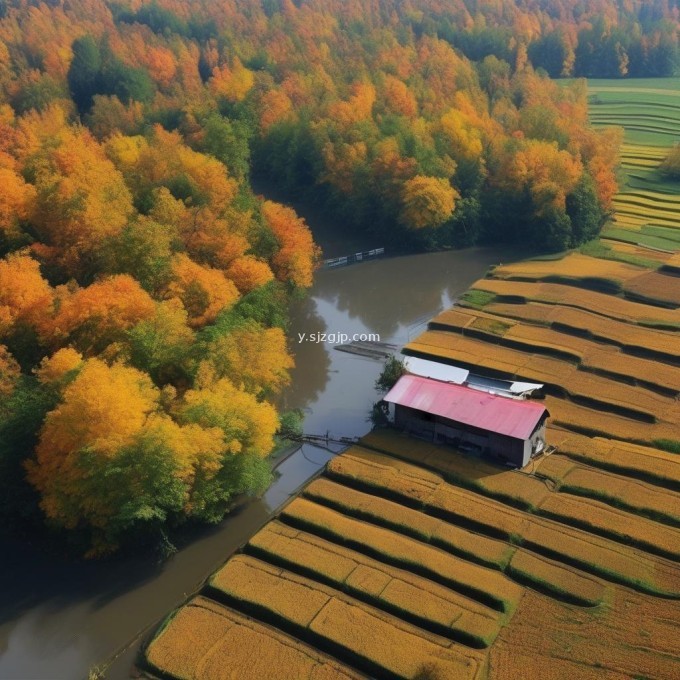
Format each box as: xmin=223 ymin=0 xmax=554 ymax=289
xmin=0 ymin=246 xmax=508 ymax=680
xmin=278 ymin=295 xmax=330 ymax=414
xmin=287 ymin=248 xmax=508 ymax=438
xmin=312 ymin=250 xmax=500 ymax=339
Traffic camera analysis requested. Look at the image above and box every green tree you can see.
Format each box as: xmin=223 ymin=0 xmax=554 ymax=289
xmin=659 ymin=144 xmax=680 ymax=180
xmin=528 ymin=33 xmax=569 ymax=77
xmin=375 ymin=356 xmax=406 ymax=393
xmin=127 ymin=301 xmax=195 ymax=385
xmin=566 ymin=173 xmax=603 ymax=246
xmin=99 ymin=219 xmax=174 ymax=294
xmin=200 ymin=114 xmax=251 ymax=179
xmin=67 ymin=35 xmax=102 ymax=113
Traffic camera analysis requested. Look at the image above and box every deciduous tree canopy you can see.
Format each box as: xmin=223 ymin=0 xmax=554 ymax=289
xmin=0 ymin=0 xmax=634 ymax=554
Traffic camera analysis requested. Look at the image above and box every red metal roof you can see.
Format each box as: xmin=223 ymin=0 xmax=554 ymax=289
xmin=384 ymin=374 xmax=549 ymax=440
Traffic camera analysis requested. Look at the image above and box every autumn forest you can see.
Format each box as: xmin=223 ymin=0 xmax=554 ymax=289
xmin=0 ymin=0 xmax=678 ymax=556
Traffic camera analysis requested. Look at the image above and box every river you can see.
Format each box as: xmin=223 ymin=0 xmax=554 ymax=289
xmin=0 ymin=246 xmax=508 ymax=680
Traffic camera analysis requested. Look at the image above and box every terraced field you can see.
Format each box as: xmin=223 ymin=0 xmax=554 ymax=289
xmin=141 ymin=429 xmax=680 ymax=679
xmin=588 ymin=79 xmax=680 ymax=248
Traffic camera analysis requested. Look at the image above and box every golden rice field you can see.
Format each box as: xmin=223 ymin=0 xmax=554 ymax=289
xmin=479 ymin=300 xmax=680 ymax=362
xmin=363 ymin=430 xmax=680 ymax=529
xmin=470 ymin=278 xmax=680 ymax=327
xmin=624 ymin=270 xmax=680 ymax=307
xmin=549 ymin=431 xmax=680 ymax=490
xmin=430 ymin=304 xmax=680 ymax=397
xmin=144 ymin=596 xmax=363 ymax=680
xmin=492 ymin=252 xmax=649 ymax=288
xmin=325 ymin=446 xmax=680 ymax=598
xmin=409 ymin=329 xmax=680 ymax=434
xmin=142 ymin=430 xmax=679 ymax=679
xmin=604 ymin=239 xmax=674 ymax=264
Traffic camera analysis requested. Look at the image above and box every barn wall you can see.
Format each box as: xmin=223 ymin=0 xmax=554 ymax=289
xmin=394 ymin=406 xmax=529 ymax=466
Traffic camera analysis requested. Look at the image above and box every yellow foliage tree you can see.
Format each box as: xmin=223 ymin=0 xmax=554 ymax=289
xmin=179 ymin=377 xmax=278 ymax=458
xmin=399 ymin=175 xmax=459 ymax=229
xmin=209 ymin=57 xmax=255 ymax=102
xmin=29 ymin=126 xmax=133 ymax=273
xmin=25 ymin=357 xmax=229 ymax=553
xmin=34 ymin=348 xmax=83 ymax=385
xmin=166 ymin=254 xmax=240 ymax=327
xmin=202 ymin=321 xmax=293 ymax=397
xmin=0 ymin=164 xmax=36 ymax=237
xmin=499 ymin=139 xmax=582 ymax=212
xmin=438 ymin=108 xmax=483 ymax=163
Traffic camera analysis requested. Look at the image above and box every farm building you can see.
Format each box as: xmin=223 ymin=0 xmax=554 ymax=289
xmin=384 ymin=374 xmax=550 ymax=468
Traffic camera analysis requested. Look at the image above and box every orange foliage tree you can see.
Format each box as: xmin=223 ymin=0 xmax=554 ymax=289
xmin=47 ymin=275 xmax=156 ymax=354
xmin=166 ymin=254 xmax=240 ymax=327
xmin=0 ymin=254 xmax=54 ymax=338
xmin=261 ymin=201 xmax=320 ymax=288
xmin=27 ymin=123 xmax=133 ymax=274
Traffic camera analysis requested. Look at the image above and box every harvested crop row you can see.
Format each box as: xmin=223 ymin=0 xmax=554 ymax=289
xmin=624 ymin=271 xmax=680 ymax=307
xmin=359 ymin=431 xmax=680 ymax=561
xmin=327 ymin=449 xmax=680 ymax=597
xmin=591 ymin=120 xmax=680 ymax=136
xmin=604 ymin=241 xmax=675 ymax=265
xmin=504 ymin=322 xmax=680 ymax=392
xmin=305 ymin=475 xmax=606 ymax=607
xmin=537 ymin=493 xmax=680 ymax=561
xmin=544 ymin=394 xmax=680 ymax=444
xmin=614 ymin=195 xmax=680 ymax=213
xmin=505 ymin=550 xmax=606 ymax=610
xmin=492 ymin=253 xmax=649 ymax=287
xmin=620 ymin=143 xmax=668 ymax=157
xmin=468 ymin=279 xmax=680 ymax=327
xmin=535 ymin=454 xmax=680 ymax=526
xmin=365 ymin=429 xmax=680 ymax=527
xmin=548 ymin=431 xmax=680 ymax=489
xmin=614 ymin=208 xmax=680 ymax=229
xmin=409 ymin=329 xmax=676 ymax=424
xmin=247 ymin=520 xmax=503 ymax=647
xmin=209 ymin=555 xmax=487 ymax=680
xmin=143 ymin=596 xmax=364 ymax=680
xmin=590 ymin=109 xmax=680 ymax=123
xmin=304 ymin=476 xmax=516 ymax=568
xmin=360 ymin=430 xmax=551 ymax=510
xmin=431 ymin=308 xmax=494 ymax=333
xmin=590 ymin=110 xmax=680 ymax=123
xmin=361 ymin=429 xmax=680 ymax=525
xmin=483 ymin=301 xmax=680 ymax=361
xmin=280 ymin=497 xmax=523 ymax=615
xmin=613 ymin=200 xmax=680 ymax=225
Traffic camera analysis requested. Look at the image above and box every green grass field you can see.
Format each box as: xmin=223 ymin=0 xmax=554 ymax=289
xmin=587 ymin=78 xmax=680 ymax=253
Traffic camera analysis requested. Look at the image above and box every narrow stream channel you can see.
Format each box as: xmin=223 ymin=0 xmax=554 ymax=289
xmin=0 ymin=246 xmax=508 ymax=680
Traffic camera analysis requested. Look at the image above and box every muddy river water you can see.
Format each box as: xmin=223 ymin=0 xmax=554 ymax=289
xmin=0 ymin=246 xmax=508 ymax=680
